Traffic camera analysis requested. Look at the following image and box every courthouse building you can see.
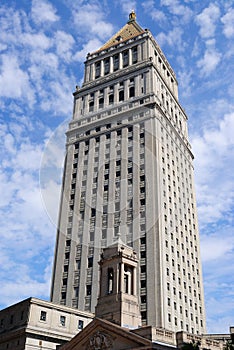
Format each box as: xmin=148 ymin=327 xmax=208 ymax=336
xmin=0 ymin=10 xmax=233 ymax=350
xmin=51 ymin=10 xmax=206 ymax=334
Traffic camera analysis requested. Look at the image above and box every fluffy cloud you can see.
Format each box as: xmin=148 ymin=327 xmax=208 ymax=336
xmin=156 ymin=27 xmax=184 ymax=49
xmin=195 ymin=4 xmax=220 ymax=38
xmin=221 ymin=7 xmax=234 ymax=38
xmin=142 ymin=1 xmax=167 ymax=24
xmin=160 ymin=0 xmax=193 ymax=23
xmin=192 ymin=112 xmax=234 ymax=228
xmin=119 ymin=0 xmax=137 ymax=15
xmin=31 ymin=0 xmax=59 ymax=24
xmin=0 ymin=54 xmax=34 ymax=104
xmin=71 ymin=2 xmax=114 ymax=41
xmin=196 ymin=39 xmax=221 ymax=75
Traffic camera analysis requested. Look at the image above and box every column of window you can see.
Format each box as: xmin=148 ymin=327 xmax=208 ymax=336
xmin=138 ymin=125 xmax=147 ymax=325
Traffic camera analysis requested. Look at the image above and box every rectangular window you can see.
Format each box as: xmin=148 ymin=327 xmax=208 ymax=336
xmin=60 ymin=315 xmax=66 ymax=327
xmin=129 ymin=86 xmax=135 ymax=98
xmin=132 ymin=46 xmax=138 ymax=63
xmin=99 ymin=97 xmax=104 ymax=108
xmin=113 ymin=54 xmax=119 ymax=71
xmin=119 ymin=90 xmax=124 ymax=101
xmin=123 ymin=50 xmax=129 ymax=67
xmin=78 ymin=320 xmax=84 ymax=330
xmin=40 ymin=311 xmax=47 ymax=321
xmin=95 ymin=62 xmax=100 ymax=78
xmin=89 ymin=101 xmax=94 ymax=112
xmin=104 ymin=58 xmax=110 ymax=75
xmin=109 ymin=94 xmax=114 ymax=104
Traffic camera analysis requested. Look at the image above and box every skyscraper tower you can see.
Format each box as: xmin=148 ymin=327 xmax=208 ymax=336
xmin=51 ymin=11 xmax=206 ymax=334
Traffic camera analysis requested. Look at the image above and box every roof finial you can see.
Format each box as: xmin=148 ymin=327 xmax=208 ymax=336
xmin=128 ymin=10 xmax=136 ymax=22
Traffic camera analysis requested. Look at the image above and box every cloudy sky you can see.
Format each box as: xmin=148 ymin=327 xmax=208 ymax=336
xmin=0 ymin=0 xmax=233 ymax=334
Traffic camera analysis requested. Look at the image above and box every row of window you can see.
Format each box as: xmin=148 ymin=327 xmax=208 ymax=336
xmin=94 ymin=46 xmax=138 ymax=79
xmin=167 ymin=313 xmax=203 ymax=333
xmin=40 ymin=311 xmax=84 ymax=329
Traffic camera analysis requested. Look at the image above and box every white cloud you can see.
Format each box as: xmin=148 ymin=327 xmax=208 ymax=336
xmin=195 ymin=4 xmax=220 ymax=38
xmin=54 ymin=31 xmax=75 ymax=62
xmin=31 ymin=0 xmax=59 ymax=24
xmin=119 ymin=0 xmax=137 ymax=15
xmin=156 ymin=27 xmax=184 ymax=49
xmin=196 ymin=39 xmax=221 ymax=75
xmin=221 ymin=7 xmax=234 ymax=38
xmin=21 ymin=32 xmax=52 ymax=50
xmin=201 ymin=233 xmax=234 ymax=262
xmin=160 ymin=0 xmax=193 ymax=23
xmin=192 ymin=112 xmax=234 ymax=227
xmin=0 ymin=54 xmax=34 ymax=104
xmin=72 ymin=3 xmax=114 ymax=41
xmin=142 ymin=1 xmax=167 ymax=24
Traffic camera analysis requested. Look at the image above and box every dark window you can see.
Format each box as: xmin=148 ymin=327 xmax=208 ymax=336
xmin=95 ymin=62 xmax=100 ymax=78
xmin=114 ymin=54 xmax=119 ymax=71
xmin=60 ymin=315 xmax=66 ymax=326
xmin=86 ymin=285 xmax=92 ymax=296
xmin=78 ymin=320 xmax=84 ymax=330
xmin=88 ymin=257 xmax=93 ymax=268
xmin=40 ymin=311 xmax=47 ymax=321
xmin=129 ymin=86 xmax=135 ymax=98
xmin=132 ymin=46 xmax=138 ymax=63
xmin=61 ymin=292 xmax=66 ymax=300
xmin=89 ymin=101 xmax=94 ymax=112
xmin=99 ymin=97 xmax=104 ymax=108
xmin=109 ymin=94 xmax=114 ymax=104
xmin=123 ymin=50 xmax=129 ymax=67
xmin=119 ymin=90 xmax=124 ymax=101
xmin=104 ymin=58 xmax=110 ymax=75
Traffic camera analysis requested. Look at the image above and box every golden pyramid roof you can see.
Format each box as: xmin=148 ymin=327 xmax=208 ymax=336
xmin=94 ymin=11 xmax=145 ymax=53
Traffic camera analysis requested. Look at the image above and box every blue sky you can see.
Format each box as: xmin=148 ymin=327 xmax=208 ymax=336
xmin=0 ymin=0 xmax=233 ymax=334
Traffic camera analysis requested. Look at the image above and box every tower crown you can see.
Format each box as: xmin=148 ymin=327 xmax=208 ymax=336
xmin=95 ymin=242 xmax=141 ymax=329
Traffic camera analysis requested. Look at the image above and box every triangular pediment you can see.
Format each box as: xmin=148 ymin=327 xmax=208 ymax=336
xmin=94 ymin=15 xmax=145 ymax=53
xmin=60 ymin=318 xmax=152 ymax=350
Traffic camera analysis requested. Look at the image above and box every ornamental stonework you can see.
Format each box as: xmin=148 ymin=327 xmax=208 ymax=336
xmin=86 ymin=331 xmax=113 ymax=350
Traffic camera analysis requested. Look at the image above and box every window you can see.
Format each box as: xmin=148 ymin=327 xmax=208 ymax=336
xmin=89 ymin=101 xmax=94 ymax=112
xmin=123 ymin=50 xmax=129 ymax=67
xmin=107 ymin=268 xmax=114 ymax=294
xmin=109 ymin=94 xmax=114 ymax=104
xmin=86 ymin=285 xmax=92 ymax=296
xmin=95 ymin=62 xmax=100 ymax=78
xmin=60 ymin=316 xmax=66 ymax=326
xmin=40 ymin=311 xmax=47 ymax=322
xmin=104 ymin=58 xmax=110 ymax=75
xmin=119 ymin=90 xmax=124 ymax=101
xmin=78 ymin=320 xmax=84 ymax=330
xmin=129 ymin=86 xmax=135 ymax=98
xmin=113 ymin=54 xmax=119 ymax=71
xmin=132 ymin=46 xmax=138 ymax=63
xmin=99 ymin=97 xmax=104 ymax=108
xmin=88 ymin=257 xmax=93 ymax=268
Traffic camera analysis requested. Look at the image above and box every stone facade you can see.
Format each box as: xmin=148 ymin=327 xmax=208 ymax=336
xmin=0 ymin=298 xmax=93 ymax=350
xmin=51 ymin=11 xmax=206 ymax=334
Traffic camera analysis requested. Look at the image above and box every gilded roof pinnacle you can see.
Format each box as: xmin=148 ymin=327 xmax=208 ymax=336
xmin=128 ymin=10 xmax=136 ymax=22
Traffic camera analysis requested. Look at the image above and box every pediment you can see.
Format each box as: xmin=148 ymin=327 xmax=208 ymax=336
xmin=60 ymin=318 xmax=152 ymax=350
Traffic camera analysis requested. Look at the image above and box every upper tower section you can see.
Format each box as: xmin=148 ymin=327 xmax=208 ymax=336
xmin=81 ymin=11 xmax=178 ymax=99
